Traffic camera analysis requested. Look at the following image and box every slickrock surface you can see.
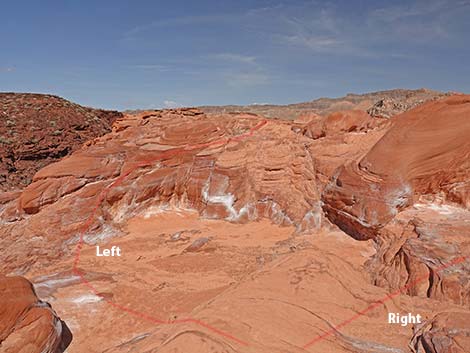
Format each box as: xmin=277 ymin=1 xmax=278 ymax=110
xmin=22 ymin=213 xmax=462 ymax=353
xmin=0 ymin=93 xmax=122 ymax=191
xmin=0 ymin=276 xmax=72 ymax=353
xmin=1 ymin=94 xmax=469 ymax=353
xmin=200 ymin=88 xmax=448 ymax=120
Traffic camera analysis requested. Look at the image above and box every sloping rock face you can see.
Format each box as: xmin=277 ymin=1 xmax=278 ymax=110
xmin=0 ymin=276 xmax=71 ymax=353
xmin=322 ymin=95 xmax=470 ymax=240
xmin=0 ymin=109 xmax=321 ymax=274
xmin=0 ymin=93 xmax=123 ymax=191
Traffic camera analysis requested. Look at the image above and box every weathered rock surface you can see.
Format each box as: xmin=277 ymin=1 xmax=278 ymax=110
xmin=0 ymin=93 xmax=122 ymax=191
xmin=368 ymin=201 xmax=470 ymax=307
xmin=366 ymin=89 xmax=449 ymax=119
xmin=0 ymin=276 xmax=72 ymax=353
xmin=322 ymin=95 xmax=470 ymax=240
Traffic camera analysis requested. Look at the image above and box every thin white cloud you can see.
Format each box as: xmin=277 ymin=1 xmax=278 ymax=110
xmin=281 ymin=34 xmax=341 ymax=51
xmin=126 ymin=4 xmax=286 ymax=41
xmin=225 ymin=72 xmax=270 ymax=88
xmin=123 ymin=14 xmax=236 ymax=41
xmin=209 ymin=53 xmax=257 ymax=64
xmin=370 ymin=0 xmax=468 ymax=22
xmin=266 ymin=0 xmax=470 ymax=54
xmin=250 ymin=102 xmax=269 ymax=105
xmin=122 ymin=0 xmax=470 ymax=63
xmin=246 ymin=3 xmax=285 ymax=17
xmin=129 ymin=64 xmax=172 ymax=72
xmin=205 ymin=52 xmax=268 ymax=88
xmin=163 ymin=100 xmax=180 ymax=108
xmin=0 ymin=67 xmax=15 ymax=73
xmin=368 ymin=0 xmax=470 ymax=41
xmin=247 ymin=4 xmax=348 ymax=53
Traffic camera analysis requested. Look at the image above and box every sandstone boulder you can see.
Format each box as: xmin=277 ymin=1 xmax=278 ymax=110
xmin=0 ymin=276 xmax=71 ymax=353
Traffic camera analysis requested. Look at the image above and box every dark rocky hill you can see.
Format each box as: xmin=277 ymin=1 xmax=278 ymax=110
xmin=0 ymin=93 xmax=122 ymax=191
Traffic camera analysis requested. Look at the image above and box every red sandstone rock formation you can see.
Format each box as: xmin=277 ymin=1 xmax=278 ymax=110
xmin=322 ymin=95 xmax=470 ymax=240
xmin=0 ymin=276 xmax=71 ymax=353
xmin=318 ymin=95 xmax=470 ymax=353
xmin=0 ymin=93 xmax=122 ymax=191
xmin=0 ymin=108 xmax=322 ymax=274
xmin=1 ymin=94 xmax=469 ymax=353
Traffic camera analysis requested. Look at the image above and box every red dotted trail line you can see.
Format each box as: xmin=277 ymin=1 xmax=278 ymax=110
xmin=302 ymin=255 xmax=468 ymax=350
xmin=71 ymin=119 xmax=268 ymax=347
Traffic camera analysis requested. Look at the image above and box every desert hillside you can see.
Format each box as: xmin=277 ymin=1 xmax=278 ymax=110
xmin=0 ymin=93 xmax=122 ymax=191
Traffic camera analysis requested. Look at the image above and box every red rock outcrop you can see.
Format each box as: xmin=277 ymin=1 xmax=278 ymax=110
xmin=0 ymin=276 xmax=72 ymax=353
xmin=0 ymin=93 xmax=122 ymax=191
xmin=322 ymin=95 xmax=470 ymax=240
xmin=0 ymin=108 xmax=321 ymax=274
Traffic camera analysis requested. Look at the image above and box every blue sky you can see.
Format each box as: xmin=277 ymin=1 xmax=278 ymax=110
xmin=1 ymin=0 xmax=469 ymax=110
